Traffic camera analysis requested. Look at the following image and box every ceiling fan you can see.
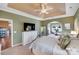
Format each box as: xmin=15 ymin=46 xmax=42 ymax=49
xmin=34 ymin=3 xmax=53 ymax=15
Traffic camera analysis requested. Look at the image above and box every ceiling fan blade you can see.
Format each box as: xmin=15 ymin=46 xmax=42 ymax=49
xmin=41 ymin=4 xmax=44 ymax=10
xmin=35 ymin=4 xmax=46 ymax=13
xmin=46 ymin=9 xmax=64 ymax=14
xmin=39 ymin=11 xmax=49 ymax=14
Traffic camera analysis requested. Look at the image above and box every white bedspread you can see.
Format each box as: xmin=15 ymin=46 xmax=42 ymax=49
xmin=29 ymin=36 xmax=67 ymax=55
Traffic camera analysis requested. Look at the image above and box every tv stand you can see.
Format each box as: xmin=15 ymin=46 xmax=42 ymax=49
xmin=22 ymin=31 xmax=38 ymax=45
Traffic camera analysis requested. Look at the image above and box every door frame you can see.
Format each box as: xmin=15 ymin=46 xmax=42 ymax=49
xmin=0 ymin=18 xmax=13 ymax=47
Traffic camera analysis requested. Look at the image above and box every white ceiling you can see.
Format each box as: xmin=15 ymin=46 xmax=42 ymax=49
xmin=0 ymin=3 xmax=79 ymax=21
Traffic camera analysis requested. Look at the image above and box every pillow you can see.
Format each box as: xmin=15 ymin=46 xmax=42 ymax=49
xmin=48 ymin=34 xmax=60 ymax=43
xmin=58 ymin=35 xmax=71 ymax=49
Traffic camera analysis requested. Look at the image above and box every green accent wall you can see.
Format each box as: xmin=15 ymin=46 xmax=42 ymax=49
xmin=0 ymin=10 xmax=40 ymax=45
xmin=41 ymin=16 xmax=75 ymax=33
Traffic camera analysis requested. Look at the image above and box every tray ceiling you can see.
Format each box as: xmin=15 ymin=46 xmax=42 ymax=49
xmin=8 ymin=3 xmax=66 ymax=18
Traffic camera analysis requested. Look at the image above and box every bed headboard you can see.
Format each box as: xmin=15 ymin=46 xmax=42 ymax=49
xmin=47 ymin=21 xmax=62 ymax=36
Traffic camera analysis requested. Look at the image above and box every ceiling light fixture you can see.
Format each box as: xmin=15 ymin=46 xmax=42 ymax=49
xmin=40 ymin=3 xmax=53 ymax=14
xmin=34 ymin=3 xmax=53 ymax=15
xmin=35 ymin=3 xmax=53 ymax=20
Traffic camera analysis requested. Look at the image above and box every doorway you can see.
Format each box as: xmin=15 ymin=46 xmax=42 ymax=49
xmin=0 ymin=18 xmax=13 ymax=50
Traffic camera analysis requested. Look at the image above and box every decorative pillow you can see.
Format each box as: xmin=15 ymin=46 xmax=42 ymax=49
xmin=58 ymin=35 xmax=71 ymax=49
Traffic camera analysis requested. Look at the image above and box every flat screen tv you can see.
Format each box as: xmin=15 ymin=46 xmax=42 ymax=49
xmin=24 ymin=23 xmax=35 ymax=31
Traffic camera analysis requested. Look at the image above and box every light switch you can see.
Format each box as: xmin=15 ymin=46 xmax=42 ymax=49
xmin=14 ymin=31 xmax=17 ymax=33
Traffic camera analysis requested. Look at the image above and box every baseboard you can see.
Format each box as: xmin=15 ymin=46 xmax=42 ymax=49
xmin=12 ymin=43 xmax=22 ymax=47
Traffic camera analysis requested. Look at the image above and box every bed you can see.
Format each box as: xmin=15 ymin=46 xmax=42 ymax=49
xmin=29 ymin=35 xmax=67 ymax=55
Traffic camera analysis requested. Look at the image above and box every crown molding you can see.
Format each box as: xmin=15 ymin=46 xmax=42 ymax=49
xmin=0 ymin=3 xmax=79 ymax=21
xmin=0 ymin=3 xmax=42 ymax=20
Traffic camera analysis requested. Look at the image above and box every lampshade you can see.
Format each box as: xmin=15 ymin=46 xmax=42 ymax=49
xmin=71 ymin=31 xmax=78 ymax=34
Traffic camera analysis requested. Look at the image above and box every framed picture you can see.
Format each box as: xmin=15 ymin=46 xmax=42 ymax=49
xmin=65 ymin=23 xmax=70 ymax=29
